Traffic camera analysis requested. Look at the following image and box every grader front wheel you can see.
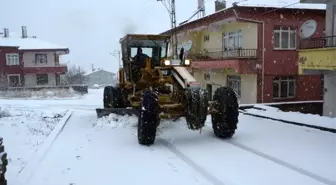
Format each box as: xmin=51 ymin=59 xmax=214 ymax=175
xmin=211 ymin=87 xmax=239 ymax=138
xmin=137 ymin=90 xmax=160 ymax=145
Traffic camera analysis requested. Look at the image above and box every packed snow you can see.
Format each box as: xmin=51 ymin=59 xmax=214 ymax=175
xmin=244 ymin=104 xmax=336 ymax=129
xmin=0 ymin=88 xmax=335 ymax=185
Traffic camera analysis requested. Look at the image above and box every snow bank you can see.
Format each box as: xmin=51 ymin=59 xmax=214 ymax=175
xmin=0 ymin=88 xmax=84 ymax=100
xmin=244 ymin=105 xmax=336 ymax=129
xmin=0 ymin=106 xmax=69 ymax=181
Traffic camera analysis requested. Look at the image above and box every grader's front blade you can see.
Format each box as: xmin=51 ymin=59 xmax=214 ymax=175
xmin=96 ymin=108 xmax=140 ymax=118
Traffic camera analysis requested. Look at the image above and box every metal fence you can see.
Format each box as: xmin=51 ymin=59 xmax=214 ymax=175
xmin=299 ymin=35 xmax=336 ymax=49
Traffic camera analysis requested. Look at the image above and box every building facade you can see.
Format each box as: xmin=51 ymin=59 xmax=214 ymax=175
xmin=299 ymin=0 xmax=336 ymax=117
xmin=84 ymin=69 xmax=116 ymax=87
xmin=0 ymin=26 xmax=69 ymax=88
xmin=162 ymin=3 xmax=325 ymax=105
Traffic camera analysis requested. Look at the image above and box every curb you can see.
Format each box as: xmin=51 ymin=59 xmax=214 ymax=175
xmin=239 ymin=110 xmax=336 ymax=133
xmin=16 ymin=110 xmax=73 ymax=184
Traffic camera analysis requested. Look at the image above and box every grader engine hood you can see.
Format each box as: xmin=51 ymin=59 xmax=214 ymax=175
xmin=171 ymin=66 xmax=200 ymax=89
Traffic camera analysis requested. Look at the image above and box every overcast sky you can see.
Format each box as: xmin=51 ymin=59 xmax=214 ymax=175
xmin=1 ymin=0 xmax=298 ymax=73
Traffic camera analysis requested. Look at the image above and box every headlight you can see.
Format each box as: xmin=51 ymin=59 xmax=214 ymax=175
xmin=164 ymin=60 xmax=170 ymax=65
xmin=184 ymin=60 xmax=190 ymax=65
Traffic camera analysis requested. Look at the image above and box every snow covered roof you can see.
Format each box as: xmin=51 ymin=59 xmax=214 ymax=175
xmin=84 ymin=69 xmax=115 ymax=76
xmin=235 ymin=1 xmax=326 ymax=10
xmin=0 ymin=32 xmax=69 ymax=51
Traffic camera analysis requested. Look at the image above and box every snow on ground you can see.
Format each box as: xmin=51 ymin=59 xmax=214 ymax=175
xmin=21 ymin=111 xmax=336 ymax=185
xmin=0 ymin=87 xmax=84 ymax=100
xmin=0 ymin=106 xmax=69 ymax=181
xmin=244 ymin=105 xmax=336 ymax=129
xmin=0 ymin=89 xmax=101 ymax=108
xmin=1 ymin=88 xmax=335 ymax=185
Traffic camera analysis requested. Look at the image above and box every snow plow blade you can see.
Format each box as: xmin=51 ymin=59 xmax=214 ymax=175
xmin=96 ymin=108 xmax=140 ymax=118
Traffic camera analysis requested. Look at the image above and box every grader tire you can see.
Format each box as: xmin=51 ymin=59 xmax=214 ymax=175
xmin=211 ymin=87 xmax=239 ymax=138
xmin=185 ymin=88 xmax=208 ymax=130
xmin=103 ymin=86 xmax=124 ymax=108
xmin=137 ymin=90 xmax=160 ymax=145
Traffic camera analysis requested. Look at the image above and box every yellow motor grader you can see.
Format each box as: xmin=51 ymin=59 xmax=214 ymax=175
xmin=96 ymin=34 xmax=239 ymax=145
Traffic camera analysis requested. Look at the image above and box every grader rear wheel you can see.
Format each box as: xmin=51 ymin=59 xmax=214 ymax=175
xmin=211 ymin=87 xmax=239 ymax=138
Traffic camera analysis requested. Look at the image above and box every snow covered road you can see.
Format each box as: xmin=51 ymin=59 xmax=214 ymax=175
xmin=13 ymin=110 xmax=335 ymax=185
xmin=2 ymin=89 xmax=335 ymax=185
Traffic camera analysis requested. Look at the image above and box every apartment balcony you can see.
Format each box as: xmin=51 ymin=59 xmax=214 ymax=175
xmin=188 ymin=48 xmax=259 ymax=74
xmin=298 ymin=36 xmax=336 ymax=74
xmin=23 ymin=65 xmax=68 ymax=74
xmin=188 ymin=48 xmax=258 ymax=61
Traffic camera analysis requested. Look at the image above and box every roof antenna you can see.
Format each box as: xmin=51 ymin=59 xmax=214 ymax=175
xmin=179 ymin=0 xmax=205 ymax=25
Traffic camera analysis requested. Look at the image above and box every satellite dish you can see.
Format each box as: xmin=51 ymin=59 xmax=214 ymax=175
xmin=184 ymin=40 xmax=192 ymax=51
xmin=300 ymin=20 xmax=317 ymax=39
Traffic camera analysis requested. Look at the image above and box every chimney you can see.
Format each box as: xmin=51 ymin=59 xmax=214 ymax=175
xmin=215 ymin=0 xmax=226 ymax=12
xmin=92 ymin=64 xmax=95 ymax=72
xmin=21 ymin=26 xmax=27 ymax=38
xmin=3 ymin=28 xmax=9 ymax=38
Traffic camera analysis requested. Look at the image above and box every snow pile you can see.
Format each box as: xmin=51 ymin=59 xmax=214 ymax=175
xmin=94 ymin=113 xmax=138 ymax=128
xmin=0 ymin=88 xmax=84 ymax=100
xmin=244 ymin=105 xmax=336 ymax=129
xmin=0 ymin=106 xmax=69 ymax=180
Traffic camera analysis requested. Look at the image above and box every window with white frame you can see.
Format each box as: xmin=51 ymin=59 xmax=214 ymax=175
xmin=6 ymin=53 xmax=19 ymax=65
xmin=273 ymin=26 xmax=296 ymax=49
xmin=35 ymin=53 xmax=48 ymax=64
xmin=272 ymin=76 xmax=296 ymax=99
xmin=223 ymin=30 xmax=242 ymax=50
xmin=227 ymin=75 xmax=241 ymax=97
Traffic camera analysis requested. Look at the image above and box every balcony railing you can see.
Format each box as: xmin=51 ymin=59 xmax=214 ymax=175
xmin=299 ymin=35 xmax=336 ymax=49
xmin=188 ymin=49 xmax=258 ymax=61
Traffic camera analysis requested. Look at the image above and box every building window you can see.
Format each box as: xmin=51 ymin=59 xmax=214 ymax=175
xmin=227 ymin=75 xmax=241 ymax=97
xmin=35 ymin=53 xmax=48 ymax=64
xmin=273 ymin=76 xmax=296 ymax=99
xmin=6 ymin=53 xmax=19 ymax=65
xmin=7 ymin=74 xmax=20 ymax=87
xmin=36 ymin=74 xmax=49 ymax=85
xmin=273 ymin=26 xmax=296 ymax=49
xmin=204 ymin=72 xmax=210 ymax=80
xmin=204 ymin=35 xmax=210 ymax=42
xmin=223 ymin=30 xmax=242 ymax=50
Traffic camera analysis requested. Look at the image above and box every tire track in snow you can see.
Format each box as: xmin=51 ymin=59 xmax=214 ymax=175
xmin=203 ymin=127 xmax=336 ymax=185
xmin=157 ymin=138 xmax=236 ymax=185
xmin=225 ymin=140 xmax=336 ymax=185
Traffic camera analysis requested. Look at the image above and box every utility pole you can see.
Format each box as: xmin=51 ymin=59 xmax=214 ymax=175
xmin=109 ymin=51 xmax=122 ymax=68
xmin=157 ymin=0 xmax=178 ymax=60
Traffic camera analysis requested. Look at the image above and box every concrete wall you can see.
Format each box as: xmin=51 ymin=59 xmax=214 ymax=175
xmin=24 ymin=73 xmax=56 ymax=86
xmin=23 ymin=52 xmax=57 ymax=67
xmin=193 ymin=69 xmax=257 ymax=104
xmin=323 ymin=71 xmax=336 ymax=117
